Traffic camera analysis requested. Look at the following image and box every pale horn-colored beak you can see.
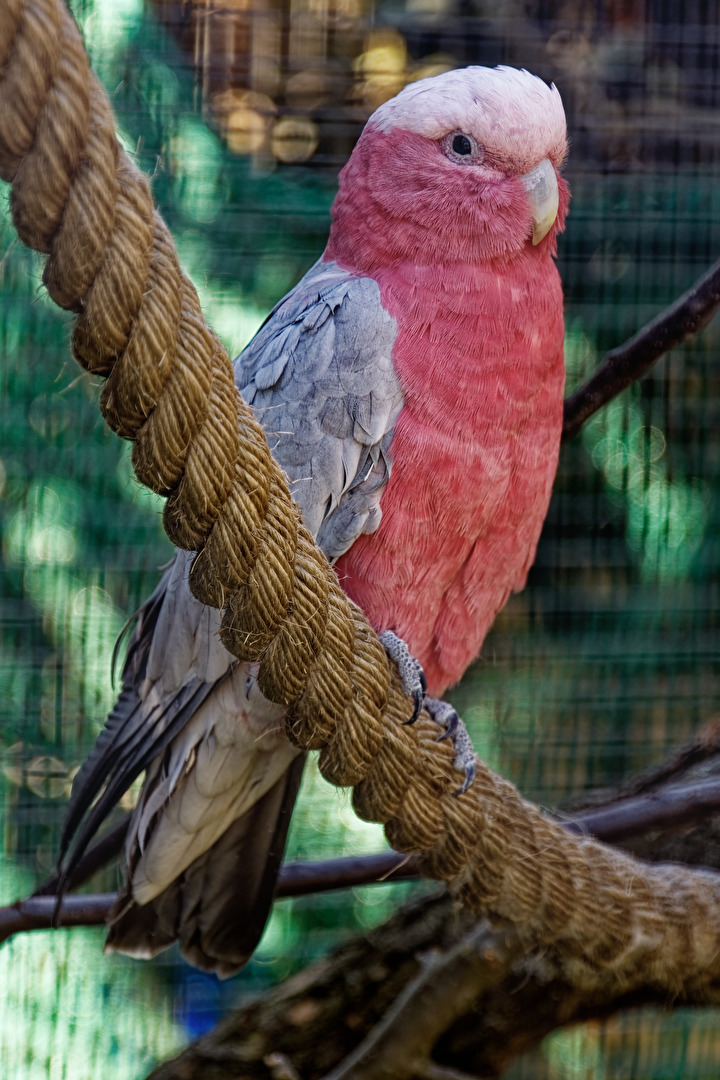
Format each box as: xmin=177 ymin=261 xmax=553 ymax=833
xmin=521 ymin=158 xmax=559 ymax=245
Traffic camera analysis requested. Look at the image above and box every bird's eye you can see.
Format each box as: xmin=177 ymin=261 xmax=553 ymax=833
xmin=441 ymin=131 xmax=483 ymax=164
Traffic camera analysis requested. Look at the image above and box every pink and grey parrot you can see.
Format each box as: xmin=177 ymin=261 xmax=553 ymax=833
xmin=58 ymin=65 xmax=569 ymax=975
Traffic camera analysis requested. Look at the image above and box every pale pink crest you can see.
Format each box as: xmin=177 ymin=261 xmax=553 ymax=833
xmin=368 ymin=65 xmax=567 ymax=173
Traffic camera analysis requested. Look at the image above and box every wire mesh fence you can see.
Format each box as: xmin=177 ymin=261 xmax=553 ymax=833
xmin=1 ymin=0 xmax=720 ymax=1076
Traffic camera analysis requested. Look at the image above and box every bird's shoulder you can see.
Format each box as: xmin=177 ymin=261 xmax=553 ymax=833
xmin=235 ymin=259 xmax=405 ymax=561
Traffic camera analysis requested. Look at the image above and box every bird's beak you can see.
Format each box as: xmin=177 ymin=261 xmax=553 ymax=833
xmin=521 ymin=158 xmax=559 ymax=245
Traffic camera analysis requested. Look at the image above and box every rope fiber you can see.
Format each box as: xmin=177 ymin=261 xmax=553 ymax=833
xmin=4 ymin=0 xmax=720 ymax=999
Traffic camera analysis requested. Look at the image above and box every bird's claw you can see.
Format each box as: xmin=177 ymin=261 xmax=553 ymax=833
xmin=435 ymin=709 xmax=458 ymax=741
xmin=377 ymin=636 xmax=475 ymax=792
xmin=379 ymin=630 xmax=427 ymax=724
xmin=424 ymin=697 xmax=477 ymax=795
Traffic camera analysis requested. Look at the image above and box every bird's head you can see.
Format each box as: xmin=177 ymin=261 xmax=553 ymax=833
xmin=326 ymin=66 xmax=569 ymax=272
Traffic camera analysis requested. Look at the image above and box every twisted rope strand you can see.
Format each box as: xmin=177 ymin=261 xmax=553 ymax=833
xmin=4 ymin=0 xmax=720 ymax=1000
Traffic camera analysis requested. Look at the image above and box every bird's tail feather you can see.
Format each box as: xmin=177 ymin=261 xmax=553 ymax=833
xmin=105 ymin=755 xmax=305 ymax=977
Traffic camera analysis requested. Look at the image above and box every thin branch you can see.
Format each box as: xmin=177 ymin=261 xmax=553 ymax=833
xmin=0 ymin=894 xmax=115 ymax=941
xmin=276 ymin=851 xmax=419 ymax=896
xmin=32 ymin=830 xmax=414 ymax=902
xmin=565 ymin=777 xmax=720 ymax=842
xmin=0 ymin=853 xmax=420 ymax=944
xmin=603 ymin=714 xmax=720 ymax=799
xmin=562 ymin=255 xmax=720 ymax=441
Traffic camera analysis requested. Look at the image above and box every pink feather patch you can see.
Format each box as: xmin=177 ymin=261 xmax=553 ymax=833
xmin=329 ymin=124 xmax=569 ymax=696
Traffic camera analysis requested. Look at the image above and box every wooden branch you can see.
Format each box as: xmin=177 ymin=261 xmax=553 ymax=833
xmin=320 ymin=923 xmax=521 ymax=1080
xmin=565 ymin=777 xmax=720 ymax=842
xmin=562 ymin=255 xmax=720 ymax=441
xmin=64 ymin=726 xmax=713 ymax=1080
xmin=0 ymin=893 xmax=115 ymax=939
xmin=276 ymin=851 xmax=419 ymax=897
xmin=0 ymin=853 xmax=419 ymax=945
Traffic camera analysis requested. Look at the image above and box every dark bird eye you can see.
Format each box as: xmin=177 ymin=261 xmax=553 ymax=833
xmin=441 ymin=131 xmax=482 ymax=164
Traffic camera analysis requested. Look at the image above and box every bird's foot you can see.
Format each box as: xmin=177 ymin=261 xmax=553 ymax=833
xmin=379 ymin=630 xmax=427 ymax=724
xmin=424 ymin=697 xmax=477 ymax=795
xmin=378 ymin=635 xmax=475 ymax=793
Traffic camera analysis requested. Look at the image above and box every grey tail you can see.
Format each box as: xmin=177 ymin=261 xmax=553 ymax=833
xmin=105 ymin=755 xmax=305 ymax=978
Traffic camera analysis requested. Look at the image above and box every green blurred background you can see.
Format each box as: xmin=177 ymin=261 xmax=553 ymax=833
xmin=2 ymin=0 xmax=720 ymax=1076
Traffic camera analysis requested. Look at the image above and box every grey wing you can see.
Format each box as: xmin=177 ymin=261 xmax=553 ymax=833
xmin=57 ymin=556 xmax=233 ymax=884
xmin=60 ymin=553 xmax=299 ymax=940
xmin=236 ymin=259 xmax=404 ymax=562
xmin=58 ymin=261 xmax=403 ymax=976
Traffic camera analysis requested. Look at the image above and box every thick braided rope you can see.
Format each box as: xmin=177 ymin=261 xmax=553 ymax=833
xmin=4 ymin=0 xmax=720 ymax=999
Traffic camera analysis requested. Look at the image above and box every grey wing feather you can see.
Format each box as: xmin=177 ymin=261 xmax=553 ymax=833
xmin=237 ymin=259 xmax=404 ymax=561
xmin=59 ymin=555 xmax=235 ymax=885
xmin=106 ymin=756 xmax=304 ymax=977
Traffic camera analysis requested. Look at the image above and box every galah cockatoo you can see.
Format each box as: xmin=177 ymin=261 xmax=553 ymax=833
xmin=59 ymin=65 xmax=569 ymax=976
